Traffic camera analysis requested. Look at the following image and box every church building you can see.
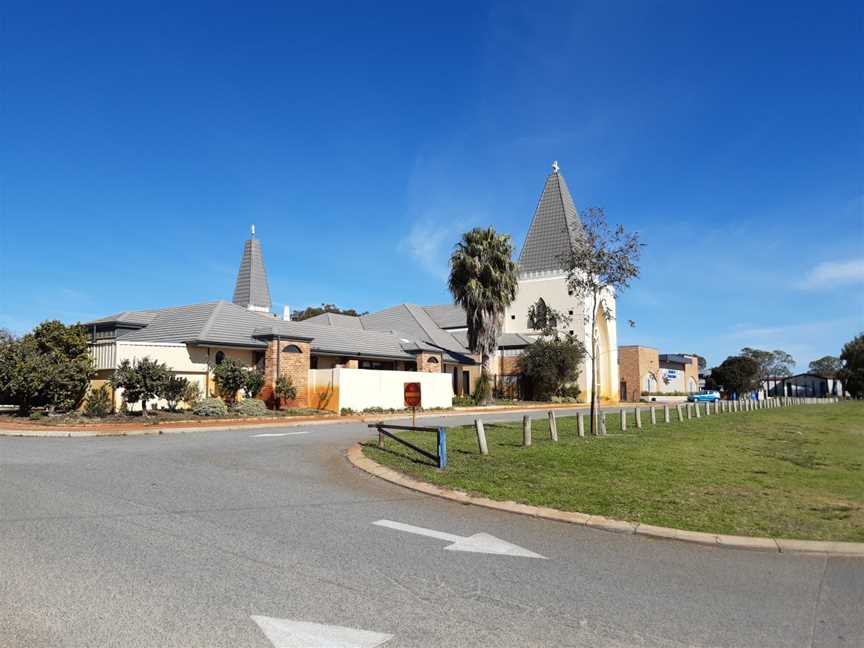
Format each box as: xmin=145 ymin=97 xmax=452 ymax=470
xmin=84 ymin=163 xmax=619 ymax=411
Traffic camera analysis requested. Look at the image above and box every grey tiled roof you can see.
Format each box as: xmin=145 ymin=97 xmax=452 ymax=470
xmin=360 ymin=304 xmax=467 ymax=352
xmin=451 ymin=330 xmax=534 ymax=350
xmin=518 ymin=168 xmax=582 ymax=274
xmin=116 ymin=302 xmax=228 ymax=344
xmin=302 ymin=312 xmax=364 ymax=329
xmin=86 ymin=300 xmax=476 ymax=364
xmin=422 ymin=303 xmax=466 ymax=329
xmin=85 ymin=310 xmax=159 ymax=327
xmin=232 ymin=238 xmax=272 ymax=311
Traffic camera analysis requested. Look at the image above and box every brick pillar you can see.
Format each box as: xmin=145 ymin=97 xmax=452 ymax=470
xmin=263 ymin=339 xmax=311 ymax=408
xmin=417 ymin=352 xmax=443 ymax=373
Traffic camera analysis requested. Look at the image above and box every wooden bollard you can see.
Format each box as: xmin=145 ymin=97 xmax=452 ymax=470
xmin=577 ymin=412 xmax=585 ymax=437
xmin=687 ymin=404 xmax=693 ymax=420
xmin=705 ymin=401 xmax=711 ymax=416
xmin=635 ymin=408 xmax=642 ymax=429
xmin=620 ymin=408 xmax=627 ymax=431
xmin=664 ymin=405 xmax=671 ymax=423
xmin=695 ymin=403 xmax=701 ymax=418
xmin=474 ymin=418 xmax=488 ymax=455
xmin=522 ymin=415 xmax=532 ymax=447
xmin=650 ymin=407 xmax=657 ymax=425
xmin=600 ymin=412 xmax=607 ymax=435
xmin=676 ymin=405 xmax=684 ymax=422
xmin=548 ymin=411 xmax=558 ymax=442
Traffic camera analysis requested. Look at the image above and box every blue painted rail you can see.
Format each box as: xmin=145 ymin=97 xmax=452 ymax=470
xmin=369 ymin=422 xmax=447 ymax=470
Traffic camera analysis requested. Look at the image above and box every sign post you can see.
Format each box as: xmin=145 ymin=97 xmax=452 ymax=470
xmin=404 ymin=382 xmax=421 ymax=427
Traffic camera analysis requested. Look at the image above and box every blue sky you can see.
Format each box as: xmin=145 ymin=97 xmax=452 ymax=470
xmin=1 ymin=1 xmax=862 ymax=368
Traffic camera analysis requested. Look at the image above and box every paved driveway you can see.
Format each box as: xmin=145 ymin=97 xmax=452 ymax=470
xmin=1 ymin=411 xmax=861 ymax=647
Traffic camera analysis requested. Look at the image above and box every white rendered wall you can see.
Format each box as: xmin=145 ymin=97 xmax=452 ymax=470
xmin=504 ymin=272 xmax=586 ymax=336
xmin=505 ymin=272 xmax=618 ymax=402
xmin=112 ymin=342 xmax=254 ymax=411
xmin=310 ymin=368 xmax=453 ymax=411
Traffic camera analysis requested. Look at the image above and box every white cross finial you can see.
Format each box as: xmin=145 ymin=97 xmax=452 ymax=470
xmin=552 ymin=160 xmax=559 ymax=173
xmin=251 ymin=224 xmax=256 ymax=238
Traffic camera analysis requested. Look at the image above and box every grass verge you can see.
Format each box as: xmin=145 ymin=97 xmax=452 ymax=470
xmin=362 ymin=402 xmax=864 ymax=542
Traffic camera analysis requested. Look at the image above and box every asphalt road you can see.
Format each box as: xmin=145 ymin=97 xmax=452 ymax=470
xmin=1 ymin=410 xmax=862 ymax=647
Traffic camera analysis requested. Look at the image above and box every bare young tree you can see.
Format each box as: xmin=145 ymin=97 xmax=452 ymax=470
xmin=565 ymin=208 xmax=642 ymax=436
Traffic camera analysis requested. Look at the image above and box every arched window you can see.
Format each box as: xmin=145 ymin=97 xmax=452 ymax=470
xmin=282 ymin=344 xmax=302 ymax=354
xmin=644 ymin=374 xmax=657 ymax=393
xmin=426 ymin=356 xmax=440 ymax=364
xmin=215 ymin=351 xmax=225 ymax=365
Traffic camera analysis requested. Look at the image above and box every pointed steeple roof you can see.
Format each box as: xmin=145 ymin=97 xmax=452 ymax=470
xmin=517 ymin=162 xmax=582 ymax=275
xmin=232 ymin=226 xmax=272 ymax=313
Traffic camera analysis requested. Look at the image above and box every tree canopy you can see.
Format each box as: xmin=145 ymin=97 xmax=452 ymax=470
xmin=808 ymin=355 xmax=842 ymax=378
xmin=448 ymin=227 xmax=518 ymax=403
xmin=838 ymin=333 xmax=864 ymax=398
xmin=0 ymin=320 xmax=93 ymax=414
xmin=740 ymin=347 xmax=795 ymax=379
xmin=291 ymin=304 xmax=367 ymax=321
xmin=565 ymin=208 xmax=641 ymax=434
xmin=709 ymin=356 xmax=761 ymax=396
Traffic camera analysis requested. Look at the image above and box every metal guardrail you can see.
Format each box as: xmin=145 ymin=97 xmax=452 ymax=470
xmin=368 ymin=422 xmax=447 ymax=469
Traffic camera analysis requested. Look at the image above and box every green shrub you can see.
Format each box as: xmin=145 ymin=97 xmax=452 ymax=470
xmin=83 ymin=385 xmax=112 ymax=417
xmin=111 ymin=357 xmax=170 ymax=416
xmin=274 ymin=375 xmax=296 ymax=408
xmin=235 ymin=398 xmax=268 ymax=417
xmin=193 ymin=397 xmax=228 ymax=417
xmin=560 ymin=384 xmax=581 ymax=400
xmin=181 ymin=381 xmax=201 ymax=408
xmin=340 ymin=407 xmax=355 ymax=416
xmin=550 ymin=395 xmax=579 ymax=403
xmin=452 ymin=395 xmax=475 ymax=407
xmin=213 ymin=358 xmax=246 ymax=406
xmin=162 ymin=375 xmax=189 ymax=412
xmin=518 ymin=335 xmax=585 ymax=401
xmin=244 ymin=369 xmax=265 ymax=398
xmin=29 ymin=411 xmax=42 ymax=420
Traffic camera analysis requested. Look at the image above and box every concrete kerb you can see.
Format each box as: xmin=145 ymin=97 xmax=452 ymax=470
xmin=347 ymin=442 xmax=864 ymax=558
xmin=3 ymin=397 xmax=840 ymax=438
xmin=0 ymin=401 xmax=642 ymax=438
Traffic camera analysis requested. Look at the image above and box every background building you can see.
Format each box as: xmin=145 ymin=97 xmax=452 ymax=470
xmin=763 ymin=373 xmax=845 ymax=398
xmin=618 ymin=346 xmax=700 ymax=401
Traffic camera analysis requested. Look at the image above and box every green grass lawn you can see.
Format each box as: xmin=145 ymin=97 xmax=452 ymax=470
xmin=363 ymin=401 xmax=864 ymax=542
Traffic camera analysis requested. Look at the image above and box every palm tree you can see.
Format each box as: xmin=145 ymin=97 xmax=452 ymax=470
xmin=448 ymin=227 xmax=518 ymax=403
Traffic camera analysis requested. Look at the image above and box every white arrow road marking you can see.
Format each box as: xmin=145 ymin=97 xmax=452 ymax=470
xmin=373 ymin=519 xmax=547 ymax=559
xmin=251 ymin=431 xmax=310 ymax=437
xmin=251 ymin=616 xmax=393 ymax=648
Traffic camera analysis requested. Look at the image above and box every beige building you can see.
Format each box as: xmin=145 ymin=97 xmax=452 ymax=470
xmin=618 ymin=346 xmax=700 ymax=401
xmin=85 ymin=162 xmax=622 ymax=410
